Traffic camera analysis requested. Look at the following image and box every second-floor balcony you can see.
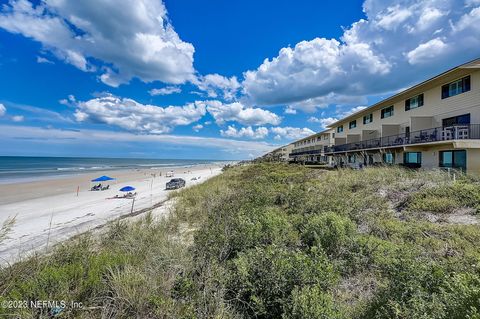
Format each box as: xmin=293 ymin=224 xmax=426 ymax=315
xmin=325 ymin=124 xmax=480 ymax=154
xmin=289 ymin=145 xmax=324 ymax=157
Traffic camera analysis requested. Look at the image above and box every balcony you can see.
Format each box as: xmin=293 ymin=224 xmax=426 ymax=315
xmin=325 ymin=124 xmax=480 ymax=154
xmin=289 ymin=145 xmax=324 ymax=157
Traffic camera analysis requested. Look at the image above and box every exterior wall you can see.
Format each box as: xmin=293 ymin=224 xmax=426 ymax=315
xmin=330 ymin=146 xmax=480 ymax=174
xmin=467 ymin=149 xmax=480 ymax=174
xmin=405 ymin=145 xmax=480 ymax=173
xmin=261 ymin=143 xmax=294 ymax=162
xmin=282 ymin=61 xmax=480 ymax=174
xmin=324 ymin=64 xmax=480 ymax=174
xmin=280 ymin=144 xmax=294 ymax=161
xmin=290 ymin=130 xmax=335 ymax=164
xmin=331 ymin=69 xmax=480 ymax=139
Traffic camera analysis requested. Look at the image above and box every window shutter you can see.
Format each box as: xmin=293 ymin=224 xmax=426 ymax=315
xmin=405 ymin=98 xmax=410 ymax=111
xmin=418 ymin=94 xmax=424 ymax=107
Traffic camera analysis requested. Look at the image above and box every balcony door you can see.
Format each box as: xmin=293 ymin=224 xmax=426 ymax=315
xmin=442 ymin=114 xmax=470 ymax=127
xmin=442 ymin=114 xmax=471 ymax=140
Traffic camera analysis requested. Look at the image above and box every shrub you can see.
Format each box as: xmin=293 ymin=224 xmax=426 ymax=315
xmin=226 ymin=245 xmax=337 ymax=318
xmin=286 ymin=285 xmax=343 ymax=319
xmin=301 ymin=212 xmax=356 ymax=257
xmin=407 ymin=181 xmax=480 ymax=214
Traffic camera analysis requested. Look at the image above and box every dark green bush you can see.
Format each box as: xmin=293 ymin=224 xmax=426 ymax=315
xmin=226 ymin=245 xmax=337 ymax=318
xmin=301 ymin=212 xmax=356 ymax=256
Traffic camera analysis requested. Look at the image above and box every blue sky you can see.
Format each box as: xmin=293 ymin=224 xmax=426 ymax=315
xmin=0 ymin=0 xmax=479 ymax=159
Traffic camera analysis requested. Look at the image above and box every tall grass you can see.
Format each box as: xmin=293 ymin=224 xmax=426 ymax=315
xmin=0 ymin=215 xmax=16 ymax=244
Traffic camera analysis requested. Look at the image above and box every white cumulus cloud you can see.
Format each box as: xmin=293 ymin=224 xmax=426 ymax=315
xmin=0 ymin=0 xmax=195 ymax=87
xmin=220 ymin=125 xmax=269 ymax=140
xmin=242 ymin=0 xmax=480 ymax=110
xmin=192 ymin=124 xmax=203 ymax=132
xmin=194 ymin=74 xmax=241 ymax=101
xmin=270 ymin=126 xmax=315 ymax=140
xmin=288 ymin=94 xmax=367 ymax=113
xmin=376 ymin=4 xmax=412 ymax=30
xmin=201 ymin=100 xmax=281 ymax=126
xmin=308 ymin=117 xmax=338 ymax=129
xmin=74 ymin=94 xmax=206 ymax=134
xmin=149 ymin=86 xmax=182 ymax=96
xmin=339 ymin=106 xmax=368 ymax=117
xmin=406 ymin=38 xmax=448 ymax=65
xmin=307 ymin=105 xmax=367 ymax=129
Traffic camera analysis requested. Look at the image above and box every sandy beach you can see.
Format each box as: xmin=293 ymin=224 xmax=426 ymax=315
xmin=0 ymin=164 xmax=223 ymax=266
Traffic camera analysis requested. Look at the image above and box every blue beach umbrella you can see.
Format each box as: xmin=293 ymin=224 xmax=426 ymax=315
xmin=119 ymin=186 xmax=135 ymax=192
xmin=91 ymin=175 xmax=115 ymax=182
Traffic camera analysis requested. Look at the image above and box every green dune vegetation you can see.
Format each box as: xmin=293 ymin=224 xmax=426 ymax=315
xmin=2 ymin=163 xmax=480 ymax=318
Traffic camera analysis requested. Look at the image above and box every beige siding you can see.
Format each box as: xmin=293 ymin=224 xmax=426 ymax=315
xmin=333 ymin=69 xmax=480 ymax=137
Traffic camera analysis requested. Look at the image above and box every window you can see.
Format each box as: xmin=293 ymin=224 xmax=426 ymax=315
xmin=442 ymin=76 xmax=470 ymax=99
xmin=442 ymin=114 xmax=470 ymax=126
xmin=405 ymin=94 xmax=424 ymax=111
xmin=323 ymin=135 xmax=328 ymax=140
xmin=381 ymin=106 xmax=394 ymax=119
xmin=348 ymin=154 xmax=356 ymax=163
xmin=404 ymin=152 xmax=422 ymax=168
xmin=349 ymin=120 xmax=357 ymax=129
xmin=337 ymin=125 xmax=344 ymax=133
xmin=439 ymin=150 xmax=466 ymax=171
xmin=363 ymin=113 xmax=373 ymax=124
xmin=383 ymin=153 xmax=395 ymax=164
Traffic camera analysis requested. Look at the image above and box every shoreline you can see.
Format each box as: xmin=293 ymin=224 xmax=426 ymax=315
xmin=0 ymin=160 xmax=234 ymax=186
xmin=0 ymin=163 xmax=231 ymax=205
xmin=0 ymin=163 xmax=224 ymax=266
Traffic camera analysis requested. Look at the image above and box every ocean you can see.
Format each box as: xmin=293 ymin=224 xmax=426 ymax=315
xmin=0 ymin=156 xmax=227 ymax=183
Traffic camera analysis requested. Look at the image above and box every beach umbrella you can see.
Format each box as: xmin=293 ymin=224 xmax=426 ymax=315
xmin=119 ymin=186 xmax=135 ymax=192
xmin=91 ymin=175 xmax=115 ymax=182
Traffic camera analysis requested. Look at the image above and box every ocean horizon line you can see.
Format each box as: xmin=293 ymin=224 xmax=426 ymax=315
xmin=0 ymin=155 xmax=238 ymax=162
xmin=0 ymin=156 xmax=236 ymax=185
